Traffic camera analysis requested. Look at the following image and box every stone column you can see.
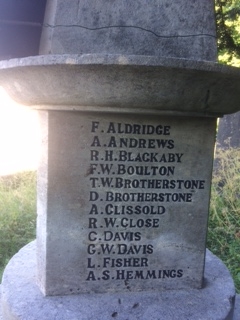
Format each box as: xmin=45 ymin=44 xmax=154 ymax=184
xmin=36 ymin=0 xmax=218 ymax=296
xmin=1 ymin=0 xmax=240 ymax=319
xmin=40 ymin=0 xmax=217 ymax=60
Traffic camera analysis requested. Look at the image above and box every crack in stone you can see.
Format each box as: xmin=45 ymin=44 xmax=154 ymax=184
xmin=43 ymin=23 xmax=217 ymax=40
xmin=204 ymin=89 xmax=210 ymax=110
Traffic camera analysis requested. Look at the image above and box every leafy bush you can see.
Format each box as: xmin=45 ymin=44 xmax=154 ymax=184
xmin=208 ymin=147 xmax=240 ymax=293
xmin=0 ymin=171 xmax=36 ymax=280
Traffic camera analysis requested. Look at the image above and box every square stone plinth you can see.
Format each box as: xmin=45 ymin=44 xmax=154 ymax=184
xmin=37 ymin=111 xmax=216 ymax=296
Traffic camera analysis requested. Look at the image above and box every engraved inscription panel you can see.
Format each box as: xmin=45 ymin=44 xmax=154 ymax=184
xmin=40 ymin=112 xmax=216 ymax=295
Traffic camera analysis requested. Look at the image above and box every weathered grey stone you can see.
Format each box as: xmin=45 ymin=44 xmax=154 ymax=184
xmin=0 ymin=285 xmax=2 ymax=320
xmin=35 ymin=111 xmax=216 ymax=296
xmin=0 ymin=1 xmax=239 ymax=319
xmin=40 ymin=0 xmax=217 ymax=61
xmin=0 ymin=242 xmax=236 ymax=320
xmin=234 ymin=295 xmax=240 ymax=320
xmin=216 ymin=111 xmax=240 ymax=148
xmin=1 ymin=55 xmax=240 ymax=116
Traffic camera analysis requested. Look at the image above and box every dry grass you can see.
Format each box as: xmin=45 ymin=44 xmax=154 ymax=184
xmin=208 ymin=147 xmax=240 ymax=292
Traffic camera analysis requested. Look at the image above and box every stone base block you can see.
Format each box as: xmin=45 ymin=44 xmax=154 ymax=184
xmin=0 ymin=242 xmax=236 ymax=320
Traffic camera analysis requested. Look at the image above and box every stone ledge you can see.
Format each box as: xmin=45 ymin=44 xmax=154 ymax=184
xmin=0 ymin=54 xmax=240 ymax=116
xmin=0 ymin=241 xmax=237 ymax=320
xmin=3 ymin=288 xmax=240 ymax=320
xmin=234 ymin=294 xmax=240 ymax=319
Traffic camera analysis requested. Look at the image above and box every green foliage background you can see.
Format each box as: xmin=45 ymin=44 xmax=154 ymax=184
xmin=207 ymin=148 xmax=240 ymax=293
xmin=0 ymin=172 xmax=36 ymax=279
xmin=215 ymin=0 xmax=240 ymax=66
xmin=213 ymin=1 xmax=240 ymax=292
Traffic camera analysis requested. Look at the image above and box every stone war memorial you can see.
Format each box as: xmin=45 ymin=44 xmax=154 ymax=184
xmin=1 ymin=1 xmax=240 ymax=319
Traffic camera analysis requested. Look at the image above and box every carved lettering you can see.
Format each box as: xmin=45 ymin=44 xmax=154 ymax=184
xmin=84 ymin=118 xmax=207 ymax=290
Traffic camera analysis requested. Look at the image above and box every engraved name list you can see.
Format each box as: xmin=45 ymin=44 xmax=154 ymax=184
xmin=81 ymin=115 xmax=213 ymax=292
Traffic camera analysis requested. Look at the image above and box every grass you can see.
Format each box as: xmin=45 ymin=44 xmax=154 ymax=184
xmin=0 ymin=148 xmax=239 ymax=293
xmin=0 ymin=171 xmax=36 ymax=280
xmin=207 ymin=147 xmax=240 ymax=293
